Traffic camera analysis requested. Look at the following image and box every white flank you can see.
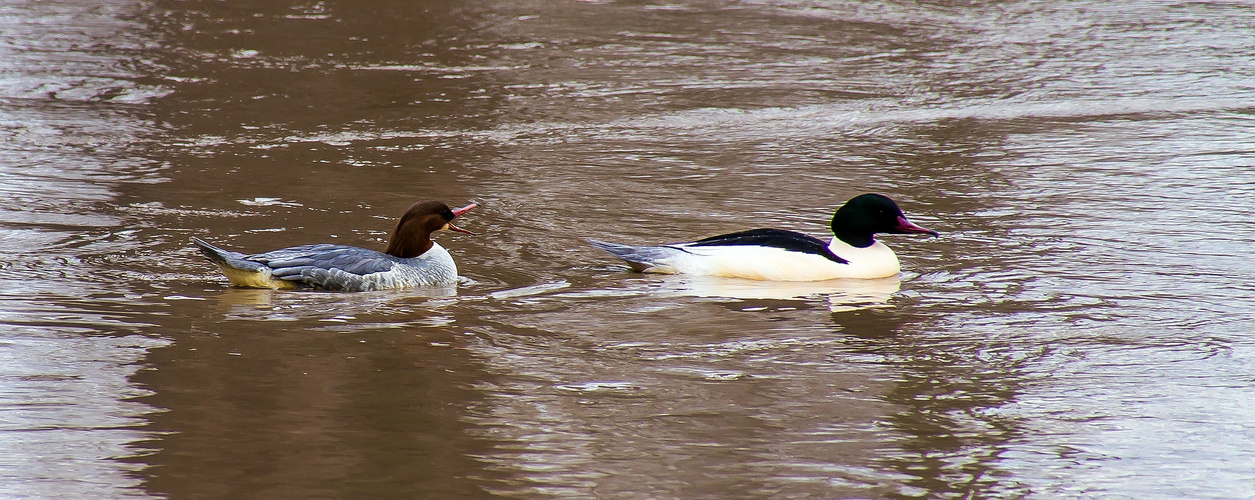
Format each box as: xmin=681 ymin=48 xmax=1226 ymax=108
xmin=647 ymin=238 xmax=900 ymax=281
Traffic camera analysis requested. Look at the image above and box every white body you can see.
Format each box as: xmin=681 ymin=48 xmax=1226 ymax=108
xmin=634 ymin=238 xmax=901 ymax=281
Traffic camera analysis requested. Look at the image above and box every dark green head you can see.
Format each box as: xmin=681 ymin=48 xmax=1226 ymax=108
xmin=831 ymin=193 xmax=938 ymax=248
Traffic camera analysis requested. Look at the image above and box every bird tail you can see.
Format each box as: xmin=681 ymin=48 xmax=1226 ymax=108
xmin=587 ymin=239 xmax=683 ymax=273
xmin=191 ymin=237 xmax=268 ymax=273
xmin=191 ymin=237 xmax=296 ymax=289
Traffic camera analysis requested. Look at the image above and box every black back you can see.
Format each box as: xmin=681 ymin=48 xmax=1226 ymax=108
xmin=689 ymin=228 xmax=848 ymax=264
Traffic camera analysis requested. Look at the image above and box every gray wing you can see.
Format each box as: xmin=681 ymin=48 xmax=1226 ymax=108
xmin=249 ymin=244 xmax=397 ymax=291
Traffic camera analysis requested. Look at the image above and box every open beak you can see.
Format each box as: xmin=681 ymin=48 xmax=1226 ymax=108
xmin=448 ymin=202 xmax=478 ymax=235
xmin=895 ymin=215 xmax=939 ymax=237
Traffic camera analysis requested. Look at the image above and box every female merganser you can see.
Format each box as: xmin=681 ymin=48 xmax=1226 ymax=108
xmin=192 ymin=200 xmax=477 ymax=291
xmin=589 ymin=193 xmax=937 ymax=281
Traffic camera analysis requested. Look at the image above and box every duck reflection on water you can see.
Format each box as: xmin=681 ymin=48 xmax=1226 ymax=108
xmin=648 ymin=275 xmax=901 ymax=312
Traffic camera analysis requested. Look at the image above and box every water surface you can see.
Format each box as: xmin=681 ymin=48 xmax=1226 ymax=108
xmin=2 ymin=0 xmax=1254 ymax=498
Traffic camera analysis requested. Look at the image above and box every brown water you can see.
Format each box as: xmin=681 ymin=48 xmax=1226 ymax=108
xmin=3 ymin=0 xmax=1254 ymax=498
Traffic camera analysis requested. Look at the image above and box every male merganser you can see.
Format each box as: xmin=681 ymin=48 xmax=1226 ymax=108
xmin=192 ymin=200 xmax=477 ymax=291
xmin=588 ymin=193 xmax=937 ymax=281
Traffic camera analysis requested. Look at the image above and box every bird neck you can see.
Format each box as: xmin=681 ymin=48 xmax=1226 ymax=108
xmin=833 ymin=228 xmax=874 ymax=249
xmin=385 ymin=224 xmax=434 ymax=258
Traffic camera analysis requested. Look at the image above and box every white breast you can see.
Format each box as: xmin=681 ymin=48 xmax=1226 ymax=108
xmin=360 ymin=242 xmax=459 ymax=289
xmin=824 ymin=238 xmax=901 ymax=279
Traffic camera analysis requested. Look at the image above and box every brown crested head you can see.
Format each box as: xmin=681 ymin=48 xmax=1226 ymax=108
xmin=384 ymin=200 xmax=477 ymax=258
